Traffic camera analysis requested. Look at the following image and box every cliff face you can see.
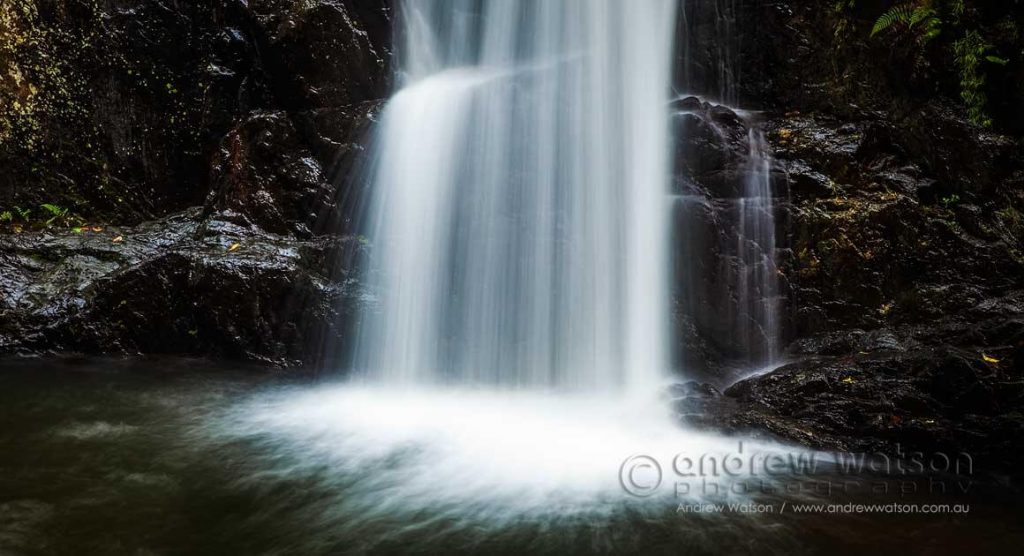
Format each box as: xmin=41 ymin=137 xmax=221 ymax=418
xmin=1 ymin=0 xmax=390 ymax=364
xmin=672 ymin=0 xmax=1024 ymax=368
xmin=1 ymin=0 xmax=390 ymax=228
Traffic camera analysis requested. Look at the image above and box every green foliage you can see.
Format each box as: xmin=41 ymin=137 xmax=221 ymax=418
xmin=953 ymin=30 xmax=996 ymax=128
xmin=868 ymin=0 xmax=1011 ymax=128
xmin=872 ymin=4 xmax=913 ymax=35
xmin=871 ymin=4 xmax=941 ymax=44
xmin=0 ymin=203 xmax=81 ymax=229
xmin=940 ymin=194 xmax=961 ymax=208
xmin=39 ymin=202 xmax=68 ymax=225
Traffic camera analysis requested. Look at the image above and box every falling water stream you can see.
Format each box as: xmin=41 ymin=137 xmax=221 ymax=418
xmin=354 ymin=0 xmax=677 ymax=391
xmin=218 ymin=0 xmax=795 ymax=531
xmin=735 ymin=128 xmax=780 ymax=365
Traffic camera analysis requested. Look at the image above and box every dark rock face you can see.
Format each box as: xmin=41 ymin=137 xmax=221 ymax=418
xmin=671 ymin=97 xmax=760 ymax=198
xmin=247 ymin=0 xmax=391 ymax=110
xmin=0 ymin=0 xmax=390 ymax=226
xmin=670 ymin=96 xmax=788 ymax=375
xmin=0 ymin=209 xmax=368 ymax=366
xmin=761 ymin=106 xmax=1024 ymax=353
xmin=203 ymin=103 xmax=382 ymax=238
xmin=675 ymin=0 xmax=771 ymax=106
xmin=673 ymin=348 xmax=1024 ymax=475
xmin=669 ymin=0 xmax=1024 ymax=476
xmin=1 ymin=0 xmax=390 ymax=366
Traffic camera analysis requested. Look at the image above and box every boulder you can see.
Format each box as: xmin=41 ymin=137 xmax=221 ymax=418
xmin=0 ymin=209 xmax=369 ymax=366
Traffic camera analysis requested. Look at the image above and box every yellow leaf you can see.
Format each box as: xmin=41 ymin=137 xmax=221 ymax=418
xmin=111 ymin=235 xmax=123 ymax=243
xmin=982 ymin=354 xmax=1000 ymax=364
xmin=841 ymin=376 xmax=855 ymax=384
xmin=92 ymin=226 xmax=103 ymax=232
xmin=228 ymin=242 xmax=241 ymax=252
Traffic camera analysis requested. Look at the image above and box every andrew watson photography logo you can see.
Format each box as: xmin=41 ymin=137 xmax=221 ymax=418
xmin=619 ymin=442 xmax=974 ymax=499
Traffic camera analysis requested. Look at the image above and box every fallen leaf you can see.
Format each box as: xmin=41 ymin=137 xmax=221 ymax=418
xmin=228 ymin=242 xmax=241 ymax=252
xmin=92 ymin=226 xmax=103 ymax=232
xmin=111 ymin=235 xmax=123 ymax=243
xmin=982 ymin=354 xmax=1000 ymax=364
xmin=840 ymin=376 xmax=855 ymax=384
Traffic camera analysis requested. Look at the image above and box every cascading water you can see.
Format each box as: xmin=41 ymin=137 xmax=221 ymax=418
xmin=217 ymin=0 xmax=801 ymax=535
xmin=673 ymin=0 xmax=781 ymax=369
xmin=355 ymin=0 xmax=679 ymax=391
xmin=734 ymin=128 xmax=780 ymax=364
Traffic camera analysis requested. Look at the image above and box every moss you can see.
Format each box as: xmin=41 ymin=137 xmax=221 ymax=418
xmin=1 ymin=1 xmax=227 ymax=223
xmin=1 ymin=1 xmax=105 ymax=210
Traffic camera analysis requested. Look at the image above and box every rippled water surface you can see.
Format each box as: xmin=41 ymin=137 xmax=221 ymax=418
xmin=1 ymin=358 xmax=1021 ymax=555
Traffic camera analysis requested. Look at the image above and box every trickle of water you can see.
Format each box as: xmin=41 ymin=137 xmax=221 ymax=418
xmin=354 ymin=0 xmax=679 ymax=392
xmin=735 ymin=128 xmax=780 ymax=364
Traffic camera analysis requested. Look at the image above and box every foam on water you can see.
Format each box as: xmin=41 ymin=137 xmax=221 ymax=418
xmin=218 ymin=384 xmax=796 ymax=524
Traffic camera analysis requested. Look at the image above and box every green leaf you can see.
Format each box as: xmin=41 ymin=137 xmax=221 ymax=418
xmin=985 ymin=55 xmax=1009 ymax=65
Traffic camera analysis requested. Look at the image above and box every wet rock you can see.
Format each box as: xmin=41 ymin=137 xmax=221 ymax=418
xmin=0 ymin=209 xmax=368 ymax=366
xmin=246 ymin=0 xmax=391 ymax=110
xmin=764 ymin=110 xmax=1024 ymax=355
xmin=205 ymin=111 xmax=330 ymax=237
xmin=675 ymin=0 xmax=771 ymax=104
xmin=686 ymin=349 xmax=1024 ymax=474
xmin=672 ymin=98 xmax=755 ymax=198
xmin=668 ymin=380 xmax=723 ymax=399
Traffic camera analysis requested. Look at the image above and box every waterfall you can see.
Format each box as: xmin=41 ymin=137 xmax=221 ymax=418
xmin=671 ymin=0 xmax=781 ymax=370
xmin=735 ymin=129 xmax=780 ymax=364
xmin=354 ymin=0 xmax=679 ymax=391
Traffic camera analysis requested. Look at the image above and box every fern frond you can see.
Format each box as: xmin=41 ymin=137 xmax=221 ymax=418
xmin=871 ymin=5 xmax=915 ymax=37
